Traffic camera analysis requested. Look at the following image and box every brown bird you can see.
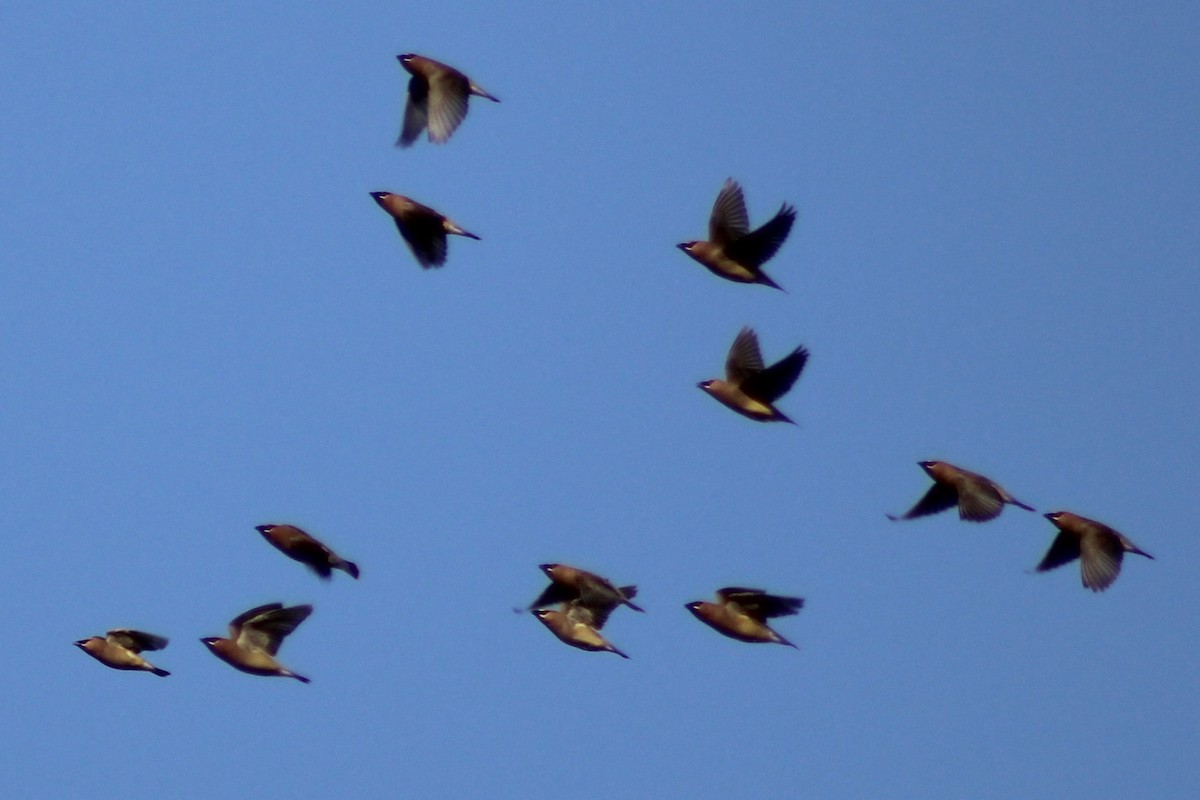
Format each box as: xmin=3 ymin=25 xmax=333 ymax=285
xmin=74 ymin=629 xmax=170 ymax=676
xmin=686 ymin=588 xmax=803 ymax=647
xmin=888 ymin=460 xmax=1035 ymax=522
xmin=699 ymin=327 xmax=808 ymax=423
xmin=255 ymin=524 xmax=359 ymax=580
xmin=200 ymin=603 xmax=313 ymax=683
xmin=370 ymin=191 xmax=480 ymax=269
xmin=532 ymin=601 xmax=629 ymax=659
xmin=1036 ymin=511 xmax=1154 ymax=592
xmin=677 ymin=178 xmax=795 ymax=290
xmin=396 ymin=53 xmax=499 ymax=146
xmin=529 ymin=563 xmax=644 ymax=614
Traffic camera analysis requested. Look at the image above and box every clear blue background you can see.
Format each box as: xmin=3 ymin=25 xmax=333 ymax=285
xmin=1 ymin=3 xmax=1196 ymax=798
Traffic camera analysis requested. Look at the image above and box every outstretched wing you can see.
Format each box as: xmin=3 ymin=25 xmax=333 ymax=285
xmin=725 ymin=327 xmax=765 ymax=384
xmin=708 ymin=179 xmax=750 ymax=245
xmin=726 ymin=204 xmax=795 ymax=267
xmin=741 ymin=346 xmax=808 ymax=403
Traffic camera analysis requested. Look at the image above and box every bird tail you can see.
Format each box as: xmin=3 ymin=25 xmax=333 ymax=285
xmin=757 ymin=271 xmax=786 ymax=292
xmin=447 ymin=223 xmax=481 ymax=240
xmin=470 ymin=84 xmax=500 ymax=102
xmin=619 ymin=586 xmax=645 ymax=613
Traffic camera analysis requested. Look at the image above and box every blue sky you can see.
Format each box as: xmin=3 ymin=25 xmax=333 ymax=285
xmin=1 ymin=3 xmax=1197 ymax=798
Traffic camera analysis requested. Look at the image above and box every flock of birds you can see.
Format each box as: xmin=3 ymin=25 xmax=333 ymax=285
xmin=74 ymin=53 xmax=1156 ymax=679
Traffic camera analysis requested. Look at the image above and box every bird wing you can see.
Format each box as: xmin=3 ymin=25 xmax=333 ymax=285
xmin=567 ymin=600 xmax=613 ymax=631
xmin=426 ymin=70 xmax=471 ymax=144
xmin=1080 ymin=530 xmax=1124 ymax=592
xmin=277 ymin=531 xmax=336 ymax=579
xmin=235 ymin=604 xmax=313 ymax=655
xmin=1035 ymin=531 xmax=1082 ymax=574
xmin=741 ymin=346 xmax=808 ymax=403
xmin=576 ymin=573 xmax=626 ymax=607
xmin=107 ymin=629 xmax=168 ymax=652
xmin=716 ymin=588 xmax=803 ymax=621
xmin=529 ymin=582 xmax=576 ymax=609
xmin=725 ymin=327 xmax=765 ymax=383
xmin=893 ymin=481 xmax=959 ymax=520
xmin=708 ymin=179 xmax=750 ymax=246
xmin=725 ymin=204 xmax=796 ymax=268
xmin=955 ymin=478 xmax=1005 ymax=521
xmin=398 ymin=75 xmax=429 ymax=147
xmin=396 ymin=213 xmax=448 ymax=268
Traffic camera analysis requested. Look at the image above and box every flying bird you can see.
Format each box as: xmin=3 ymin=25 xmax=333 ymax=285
xmin=888 ymin=460 xmax=1035 ymax=522
xmin=200 ymin=603 xmax=313 ymax=682
xmin=1035 ymin=511 xmax=1154 ymax=592
xmin=396 ymin=53 xmax=499 ymax=146
xmin=370 ymin=191 xmax=480 ymax=269
xmin=255 ymin=524 xmax=359 ymax=580
xmin=698 ymin=327 xmax=808 ymax=423
xmin=529 ymin=563 xmax=643 ymax=614
xmin=74 ymin=629 xmax=170 ymax=676
xmin=677 ymin=178 xmax=796 ymax=290
xmin=532 ymin=601 xmax=629 ymax=659
xmin=686 ymin=588 xmax=803 ymax=647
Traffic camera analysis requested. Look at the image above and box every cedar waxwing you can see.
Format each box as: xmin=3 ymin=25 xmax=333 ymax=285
xmin=200 ymin=603 xmax=313 ymax=682
xmin=677 ymin=178 xmax=796 ymax=290
xmin=74 ymin=629 xmax=170 ymax=676
xmin=1036 ymin=511 xmax=1154 ymax=592
xmin=255 ymin=524 xmax=359 ymax=580
xmin=529 ymin=563 xmax=644 ymax=614
xmin=699 ymin=327 xmax=808 ymax=423
xmin=686 ymin=588 xmax=803 ymax=647
xmin=888 ymin=460 xmax=1035 ymax=522
xmin=370 ymin=191 xmax=480 ymax=268
xmin=532 ymin=601 xmax=629 ymax=659
xmin=396 ymin=53 xmax=499 ymax=146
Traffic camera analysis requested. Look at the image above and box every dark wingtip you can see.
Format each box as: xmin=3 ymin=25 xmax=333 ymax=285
xmin=886 ymin=513 xmax=902 ymax=522
xmin=292 ymin=673 xmax=312 ymax=684
xmin=152 ymin=667 xmax=171 ymax=677
xmin=340 ymin=561 xmax=361 ymax=580
xmin=1012 ymin=500 xmax=1036 ymax=512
